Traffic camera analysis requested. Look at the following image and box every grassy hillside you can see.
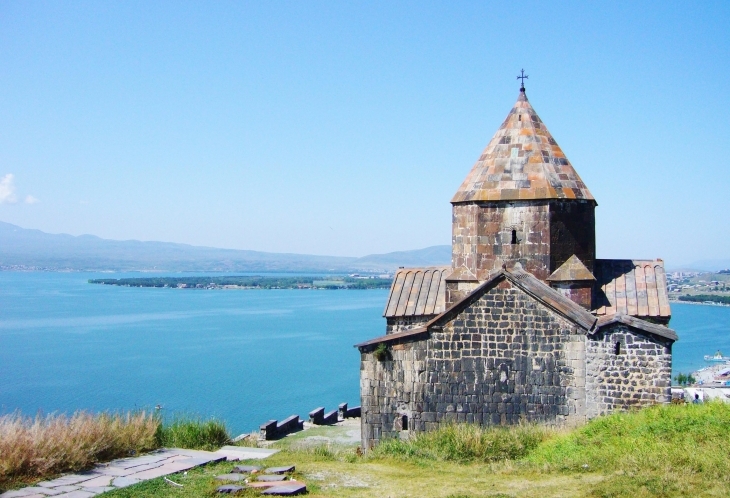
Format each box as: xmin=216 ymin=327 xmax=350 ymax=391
xmin=101 ymin=402 xmax=730 ymax=498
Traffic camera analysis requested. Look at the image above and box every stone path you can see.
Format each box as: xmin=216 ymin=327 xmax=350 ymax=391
xmin=215 ymin=464 xmax=305 ymax=496
xmin=1 ymin=446 xmax=279 ymax=498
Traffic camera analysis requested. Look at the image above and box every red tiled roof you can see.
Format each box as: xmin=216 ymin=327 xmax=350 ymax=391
xmin=592 ymin=259 xmax=671 ymax=320
xmin=383 ymin=267 xmax=448 ymax=318
xmin=452 ymin=90 xmax=595 ymax=203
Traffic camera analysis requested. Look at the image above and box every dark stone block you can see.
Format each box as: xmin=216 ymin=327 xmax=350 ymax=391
xmin=217 ymin=485 xmax=245 ymax=494
xmin=216 ymin=474 xmax=246 ymax=482
xmin=233 ymin=465 xmax=262 ymax=473
xmin=266 ymin=465 xmax=295 ymax=474
xmin=261 ymin=483 xmax=307 ymax=496
xmin=257 ymin=475 xmax=287 ymax=482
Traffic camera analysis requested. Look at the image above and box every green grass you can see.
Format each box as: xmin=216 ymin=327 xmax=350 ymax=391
xmin=104 ymin=402 xmax=730 ymax=497
xmin=13 ymin=404 xmax=730 ymax=497
xmin=373 ymin=422 xmax=552 ymax=463
xmin=155 ymin=417 xmax=230 ymax=451
xmin=526 ymin=402 xmax=730 ymax=496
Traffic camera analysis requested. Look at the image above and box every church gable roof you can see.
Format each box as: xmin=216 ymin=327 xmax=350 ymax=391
xmin=595 ymin=314 xmax=677 ymax=342
xmin=547 ymin=255 xmax=596 ymax=282
xmin=383 ymin=267 xmax=448 ymax=318
xmin=592 ymin=259 xmax=671 ymax=320
xmin=357 ymin=264 xmax=596 ymax=348
xmin=451 ymin=90 xmax=595 ymax=204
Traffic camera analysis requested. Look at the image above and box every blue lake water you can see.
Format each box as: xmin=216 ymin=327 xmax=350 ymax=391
xmin=1 ymin=272 xmax=729 ymax=434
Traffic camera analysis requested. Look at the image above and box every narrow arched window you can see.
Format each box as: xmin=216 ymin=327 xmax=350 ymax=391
xmin=511 ymin=229 xmax=518 ymax=245
xmin=402 ymin=414 xmax=409 ymax=431
xmin=614 ymin=342 xmax=621 ymax=355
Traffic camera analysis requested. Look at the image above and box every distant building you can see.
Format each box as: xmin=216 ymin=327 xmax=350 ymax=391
xmin=356 ymin=83 xmax=677 ymax=449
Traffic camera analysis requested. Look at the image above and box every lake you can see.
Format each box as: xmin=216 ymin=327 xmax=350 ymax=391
xmin=1 ymin=272 xmax=729 ymax=434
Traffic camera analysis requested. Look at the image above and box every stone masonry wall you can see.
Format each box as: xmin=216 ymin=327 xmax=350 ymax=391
xmin=386 ymin=316 xmax=435 ymax=335
xmin=452 ymin=201 xmax=551 ymax=281
xmin=360 ymin=281 xmax=586 ymax=449
xmin=549 ymin=200 xmax=596 ymax=274
xmin=585 ymin=325 xmax=672 ymax=418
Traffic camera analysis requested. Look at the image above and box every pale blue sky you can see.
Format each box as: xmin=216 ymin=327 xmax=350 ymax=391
xmin=0 ymin=1 xmax=728 ymax=266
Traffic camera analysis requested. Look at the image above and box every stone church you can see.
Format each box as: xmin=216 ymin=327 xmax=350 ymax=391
xmin=356 ymin=83 xmax=677 ymax=449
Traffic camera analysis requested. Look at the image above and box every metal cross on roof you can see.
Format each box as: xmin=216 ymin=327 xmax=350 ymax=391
xmin=517 ymin=69 xmax=528 ymax=90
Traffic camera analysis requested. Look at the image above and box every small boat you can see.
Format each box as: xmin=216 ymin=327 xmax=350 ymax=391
xmin=704 ymin=350 xmax=730 ymax=362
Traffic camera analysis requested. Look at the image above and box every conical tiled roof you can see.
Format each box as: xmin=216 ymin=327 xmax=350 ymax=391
xmin=452 ymin=90 xmax=595 ymax=203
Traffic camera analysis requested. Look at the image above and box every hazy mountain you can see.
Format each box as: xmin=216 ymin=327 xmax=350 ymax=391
xmin=669 ymin=260 xmax=730 ymax=273
xmin=0 ymin=221 xmax=450 ymax=272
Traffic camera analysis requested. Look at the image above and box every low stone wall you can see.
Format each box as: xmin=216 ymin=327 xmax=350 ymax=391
xmin=259 ymin=415 xmax=303 ymax=440
xmin=309 ymin=407 xmax=338 ymax=425
xmin=338 ymin=402 xmax=361 ymax=419
xmin=259 ymin=401 xmax=360 ymax=440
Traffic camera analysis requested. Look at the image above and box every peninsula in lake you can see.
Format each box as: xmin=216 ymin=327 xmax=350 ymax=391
xmin=89 ymin=275 xmax=393 ymax=290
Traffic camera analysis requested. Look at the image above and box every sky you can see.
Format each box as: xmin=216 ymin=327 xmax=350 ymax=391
xmin=0 ymin=1 xmax=728 ymax=267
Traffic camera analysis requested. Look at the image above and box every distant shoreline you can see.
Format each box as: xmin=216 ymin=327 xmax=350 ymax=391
xmin=88 ymin=275 xmax=394 ymax=290
xmin=669 ymin=299 xmax=730 ymax=308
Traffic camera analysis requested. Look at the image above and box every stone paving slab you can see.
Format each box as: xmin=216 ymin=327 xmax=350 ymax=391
xmin=73 ymin=476 xmax=112 ymax=489
xmin=214 ymin=474 xmax=246 ymax=482
xmin=265 ymin=466 xmax=294 ymax=474
xmin=214 ymin=446 xmax=279 ymax=461
xmin=1 ymin=447 xmax=268 ymax=498
xmin=0 ymin=489 xmax=59 ymax=498
xmin=248 ymin=481 xmax=300 ymax=489
xmin=126 ymin=465 xmax=180 ymax=481
xmin=217 ymin=485 xmax=245 ymax=494
xmin=21 ymin=488 xmax=62 ymax=496
xmin=109 ymin=477 xmax=140 ymax=488
xmin=232 ymin=465 xmax=261 ymax=473
xmin=257 ymin=475 xmax=286 ymax=482
xmin=38 ymin=487 xmax=79 ymax=493
xmin=54 ymin=491 xmax=95 ymax=498
xmin=36 ymin=475 xmax=97 ymax=488
xmin=80 ymin=487 xmax=113 ymax=495
xmin=261 ymin=483 xmax=307 ymax=496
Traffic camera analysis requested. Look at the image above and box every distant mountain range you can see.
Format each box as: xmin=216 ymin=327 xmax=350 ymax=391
xmin=0 ymin=221 xmax=451 ymax=273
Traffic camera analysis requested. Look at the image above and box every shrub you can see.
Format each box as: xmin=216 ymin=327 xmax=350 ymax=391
xmin=373 ymin=343 xmax=389 ymax=361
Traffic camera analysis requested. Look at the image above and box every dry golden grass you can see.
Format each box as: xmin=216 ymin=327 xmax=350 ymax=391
xmin=0 ymin=410 xmax=159 ymax=490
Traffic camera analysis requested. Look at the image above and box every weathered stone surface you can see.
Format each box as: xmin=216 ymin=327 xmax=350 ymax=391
xmin=215 ymin=474 xmax=246 ymax=482
xmin=360 ymin=282 xmax=587 ymax=448
xmin=53 ymin=492 xmax=95 ymax=498
xmin=586 ymin=324 xmax=672 ymax=418
xmin=232 ymin=465 xmax=262 ymax=473
xmin=110 ymin=477 xmax=141 ymax=488
xmin=73 ymin=476 xmax=112 ymax=488
xmin=261 ymin=484 xmax=307 ymax=496
xmin=215 ymin=446 xmax=278 ymax=461
xmin=1 ymin=488 xmax=61 ymax=497
xmin=256 ymin=475 xmax=286 ymax=482
xmin=78 ymin=487 xmax=113 ymax=495
xmin=264 ymin=466 xmax=295 ymax=474
xmin=217 ymin=485 xmax=245 ymax=494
